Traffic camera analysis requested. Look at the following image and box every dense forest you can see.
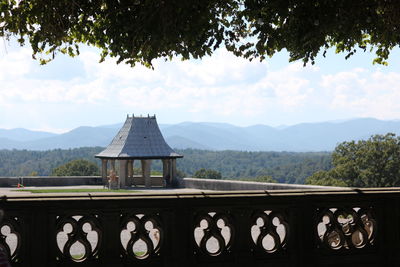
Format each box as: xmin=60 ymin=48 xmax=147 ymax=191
xmin=0 ymin=148 xmax=332 ymax=184
xmin=175 ymin=149 xmax=332 ymax=183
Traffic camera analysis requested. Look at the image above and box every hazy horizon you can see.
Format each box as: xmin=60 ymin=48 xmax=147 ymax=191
xmin=0 ymin=116 xmax=396 ymax=134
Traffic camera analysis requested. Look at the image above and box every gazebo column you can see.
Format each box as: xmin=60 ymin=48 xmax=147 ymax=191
xmin=141 ymin=160 xmax=152 ymax=188
xmin=110 ymin=160 xmax=116 ymax=172
xmin=171 ymin=158 xmax=177 ymax=187
xmin=127 ymin=160 xmax=134 ymax=186
xmin=128 ymin=160 xmax=134 ymax=177
xmin=162 ymin=159 xmax=170 ymax=187
xmin=119 ymin=160 xmax=128 ymax=188
xmin=101 ymin=159 xmax=108 ymax=185
xmin=108 ymin=159 xmax=118 ymax=189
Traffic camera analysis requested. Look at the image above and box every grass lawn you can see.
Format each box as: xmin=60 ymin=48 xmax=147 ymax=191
xmin=13 ymin=189 xmax=140 ymax=193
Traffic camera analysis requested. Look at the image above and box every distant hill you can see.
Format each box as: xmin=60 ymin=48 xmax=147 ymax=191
xmin=0 ymin=128 xmax=57 ymax=142
xmin=165 ymin=135 xmax=211 ymax=150
xmin=0 ymin=137 xmax=22 ymax=149
xmin=0 ymin=127 xmax=117 ymax=150
xmin=1 ymin=118 xmax=400 ymax=151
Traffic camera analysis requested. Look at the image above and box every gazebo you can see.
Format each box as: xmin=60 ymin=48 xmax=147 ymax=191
xmin=95 ymin=114 xmax=183 ymax=188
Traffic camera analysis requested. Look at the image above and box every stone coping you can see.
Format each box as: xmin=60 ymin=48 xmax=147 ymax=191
xmin=182 ymin=177 xmax=346 ymax=190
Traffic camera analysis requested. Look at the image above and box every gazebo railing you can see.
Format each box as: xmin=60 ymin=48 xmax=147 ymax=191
xmin=0 ymin=188 xmax=399 ymax=266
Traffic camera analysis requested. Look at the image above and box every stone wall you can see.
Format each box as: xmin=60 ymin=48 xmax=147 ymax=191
xmin=181 ymin=177 xmax=344 ymax=190
xmin=0 ymin=176 xmax=342 ymax=190
xmin=0 ymin=175 xmax=165 ymax=187
xmin=0 ymin=176 xmax=103 ymax=187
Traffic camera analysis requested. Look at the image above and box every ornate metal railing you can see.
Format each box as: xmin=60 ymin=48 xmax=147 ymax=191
xmin=0 ymin=188 xmax=399 ymax=266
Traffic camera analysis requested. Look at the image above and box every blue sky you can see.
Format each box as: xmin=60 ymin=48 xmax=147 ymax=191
xmin=0 ymin=40 xmax=400 ymax=133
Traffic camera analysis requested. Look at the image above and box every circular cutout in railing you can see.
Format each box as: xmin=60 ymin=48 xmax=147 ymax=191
xmin=250 ymin=210 xmax=288 ymax=253
xmin=120 ymin=213 xmax=162 ymax=260
xmin=193 ymin=212 xmax=234 ymax=257
xmin=317 ymin=207 xmax=376 ymax=250
xmin=55 ymin=214 xmax=101 ymax=262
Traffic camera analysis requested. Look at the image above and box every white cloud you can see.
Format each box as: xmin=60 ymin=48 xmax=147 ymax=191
xmin=321 ymin=69 xmax=400 ymax=119
xmin=0 ymin=47 xmax=326 ymax=129
xmin=0 ymin=48 xmax=32 ymax=79
xmin=253 ymin=62 xmax=315 ymax=109
xmin=110 ymin=58 xmax=316 ymax=118
xmin=1 ymin=44 xmax=400 ymax=130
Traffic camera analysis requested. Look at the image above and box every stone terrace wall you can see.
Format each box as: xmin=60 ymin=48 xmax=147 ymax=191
xmin=0 ymin=176 xmax=103 ymax=187
xmin=182 ymin=177 xmax=344 ymax=190
xmin=0 ymin=176 xmax=165 ymax=187
xmin=0 ymin=176 xmax=343 ymax=190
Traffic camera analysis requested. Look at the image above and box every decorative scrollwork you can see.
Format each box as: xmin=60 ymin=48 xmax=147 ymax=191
xmin=55 ymin=215 xmax=101 ymax=262
xmin=120 ymin=214 xmax=163 ymax=260
xmin=317 ymin=207 xmax=376 ymax=250
xmin=0 ymin=213 xmax=21 ymax=263
xmin=251 ymin=210 xmax=288 ymax=253
xmin=194 ymin=212 xmax=234 ymax=256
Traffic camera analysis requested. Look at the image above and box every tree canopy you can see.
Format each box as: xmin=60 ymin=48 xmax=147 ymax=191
xmin=1 ymin=0 xmax=399 ymax=66
xmin=240 ymin=175 xmax=277 ymax=183
xmin=306 ymin=133 xmax=400 ymax=187
xmin=52 ymin=159 xmax=100 ymax=176
xmin=0 ymin=148 xmax=331 ymax=183
xmin=193 ymin=168 xmax=222 ymax=179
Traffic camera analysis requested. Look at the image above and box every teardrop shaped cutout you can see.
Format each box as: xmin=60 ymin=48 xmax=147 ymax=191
xmin=132 ymin=238 xmax=148 ymax=259
xmin=70 ymin=241 xmax=86 ymax=262
xmin=206 ymin=236 xmax=220 ymax=255
xmin=262 ymin=234 xmax=275 ymax=252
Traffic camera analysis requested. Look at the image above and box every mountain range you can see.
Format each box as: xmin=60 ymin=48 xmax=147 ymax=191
xmin=0 ymin=118 xmax=400 ymax=152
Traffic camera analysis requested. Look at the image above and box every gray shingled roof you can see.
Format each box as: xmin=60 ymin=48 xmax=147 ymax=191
xmin=96 ymin=116 xmax=182 ymax=159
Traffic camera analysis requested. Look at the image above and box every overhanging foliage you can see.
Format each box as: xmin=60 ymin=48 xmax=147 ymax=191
xmin=1 ymin=0 xmax=399 ymax=66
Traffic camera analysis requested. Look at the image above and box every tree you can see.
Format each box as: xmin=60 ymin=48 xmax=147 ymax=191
xmin=305 ymin=171 xmax=348 ymax=187
xmin=52 ymin=159 xmax=100 ymax=176
xmin=1 ymin=1 xmax=399 ymax=66
xmin=240 ymin=175 xmax=278 ymax=183
xmin=193 ymin=168 xmax=222 ymax=179
xmin=253 ymin=175 xmax=277 ymax=183
xmin=241 ymin=175 xmax=277 ymax=183
xmin=176 ymin=169 xmax=186 ymax=179
xmin=306 ymin=133 xmax=400 ymax=187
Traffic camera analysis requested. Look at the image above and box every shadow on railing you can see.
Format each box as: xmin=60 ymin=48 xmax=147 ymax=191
xmin=0 ymin=188 xmax=399 ymax=266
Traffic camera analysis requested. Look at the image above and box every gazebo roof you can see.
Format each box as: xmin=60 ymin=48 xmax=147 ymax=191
xmin=96 ymin=115 xmax=182 ymax=159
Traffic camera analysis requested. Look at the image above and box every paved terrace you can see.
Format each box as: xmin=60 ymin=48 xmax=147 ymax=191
xmin=0 ymin=185 xmax=212 ymax=196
